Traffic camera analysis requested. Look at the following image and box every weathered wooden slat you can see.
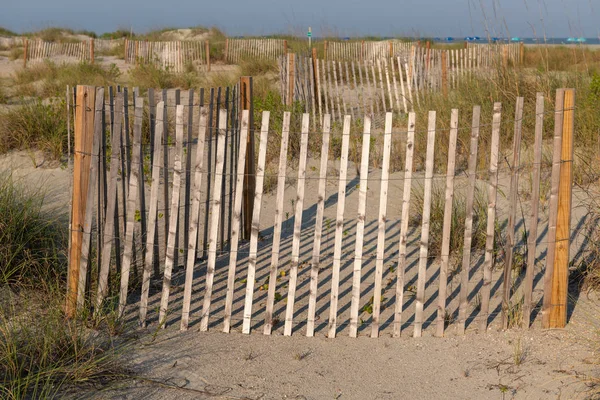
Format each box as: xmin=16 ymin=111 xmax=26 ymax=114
xmin=241 ymin=111 xmax=271 ymax=334
xmin=180 ymin=106 xmax=209 ymax=330
xmin=349 ymin=116 xmax=372 ymax=338
xmin=370 ymin=113 xmax=393 ymax=338
xmin=393 ymin=112 xmax=416 ymax=338
xmin=157 ymin=105 xmax=185 ymax=326
xmin=306 ymin=114 xmax=332 ymax=337
xmin=327 ymin=115 xmax=352 ymax=338
xmin=139 ymin=101 xmax=165 ymax=326
xmin=199 ymin=109 xmax=230 ymax=331
xmin=542 ymin=89 xmax=566 ymax=327
xmin=118 ymin=96 xmax=143 ymax=318
xmin=479 ymin=102 xmax=503 ymax=332
xmin=76 ymin=87 xmax=104 ymax=310
xmin=282 ymin=113 xmax=310 ymax=336
xmin=456 ymin=106 xmax=481 ymax=335
xmin=95 ymin=93 xmax=124 ymax=313
xmin=435 ymin=109 xmax=459 ymax=337
xmin=223 ymin=111 xmax=251 ymax=333
xmin=523 ymin=93 xmax=544 ymax=327
xmin=413 ymin=111 xmax=436 ymax=338
xmin=263 ymin=112 xmax=292 ymax=335
xmin=502 ymin=97 xmax=524 ymax=329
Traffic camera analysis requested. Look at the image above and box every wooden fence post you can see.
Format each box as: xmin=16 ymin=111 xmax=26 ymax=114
xmin=519 ymin=42 xmax=525 ymax=64
xmin=240 ymin=76 xmax=255 ymax=240
xmin=360 ymin=40 xmax=364 ymax=62
xmin=549 ymin=88 xmax=575 ymax=328
xmin=224 ymin=38 xmax=229 ymax=63
xmin=90 ymin=39 xmax=95 ymax=63
xmin=23 ymin=38 xmax=28 ymax=68
xmin=324 ymin=40 xmax=328 ymax=60
xmin=205 ymin=40 xmax=211 ymax=72
xmin=284 ymin=39 xmax=288 ymax=55
xmin=66 ymin=86 xmax=96 ymax=318
xmin=389 ymin=40 xmax=393 ymax=58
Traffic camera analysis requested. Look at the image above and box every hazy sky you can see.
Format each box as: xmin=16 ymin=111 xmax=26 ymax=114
xmin=1 ymin=0 xmax=598 ymax=38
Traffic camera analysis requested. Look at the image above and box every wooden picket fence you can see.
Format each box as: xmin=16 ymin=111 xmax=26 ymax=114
xmin=281 ymin=43 xmax=525 ymax=127
xmin=94 ymin=38 xmax=124 ymax=53
xmin=324 ymin=40 xmax=416 ymax=61
xmin=24 ymin=39 xmax=92 ymax=65
xmin=225 ymin=38 xmax=287 ymax=64
xmin=124 ymin=39 xmax=208 ymax=72
xmin=66 ymin=82 xmax=575 ymax=336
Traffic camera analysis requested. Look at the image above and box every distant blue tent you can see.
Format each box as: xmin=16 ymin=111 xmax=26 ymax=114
xmin=474 ymin=36 xmax=481 ymax=40
xmin=343 ymin=37 xmax=350 ymax=41
xmin=445 ymin=37 xmax=454 ymax=41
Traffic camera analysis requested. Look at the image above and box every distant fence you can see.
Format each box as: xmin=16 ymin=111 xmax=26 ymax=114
xmin=94 ymin=38 xmax=123 ymax=53
xmin=124 ymin=39 xmax=208 ymax=72
xmin=225 ymin=38 xmax=287 ymax=64
xmin=24 ymin=39 xmax=92 ymax=65
xmin=66 ymin=82 xmax=575 ymax=337
xmin=324 ymin=40 xmax=416 ymax=62
xmin=281 ymin=43 xmax=524 ymax=127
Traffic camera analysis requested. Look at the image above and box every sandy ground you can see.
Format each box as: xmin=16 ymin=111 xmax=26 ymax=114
xmin=2 ymin=144 xmax=599 ymax=399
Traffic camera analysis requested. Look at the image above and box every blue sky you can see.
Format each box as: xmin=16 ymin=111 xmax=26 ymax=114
xmin=1 ymin=0 xmax=597 ymax=38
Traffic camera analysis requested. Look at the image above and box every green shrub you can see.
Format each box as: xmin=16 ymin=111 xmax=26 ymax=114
xmin=128 ymin=62 xmax=199 ymax=90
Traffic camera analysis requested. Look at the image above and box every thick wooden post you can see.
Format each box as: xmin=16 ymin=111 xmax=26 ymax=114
xmin=90 ymin=39 xmax=95 ymax=63
xmin=240 ymin=77 xmax=255 ymax=240
xmin=324 ymin=40 xmax=328 ymax=60
xmin=284 ymin=39 xmax=288 ymax=55
xmin=224 ymin=38 xmax=229 ymax=63
xmin=361 ymin=40 xmax=364 ymax=62
xmin=205 ymin=40 xmax=211 ymax=72
xmin=389 ymin=40 xmax=393 ymax=57
xmin=23 ymin=38 xmax=28 ymax=68
xmin=66 ymin=86 xmax=96 ymax=318
xmin=549 ymin=88 xmax=575 ymax=328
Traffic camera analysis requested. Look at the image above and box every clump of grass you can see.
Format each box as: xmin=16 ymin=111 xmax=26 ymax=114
xmin=128 ymin=62 xmax=199 ymax=90
xmin=239 ymin=58 xmax=278 ymax=76
xmin=14 ymin=61 xmax=120 ymax=98
xmin=409 ymin=184 xmax=488 ymax=256
xmin=0 ymin=173 xmax=65 ymax=284
xmin=0 ymin=98 xmax=67 ymax=160
xmin=9 ymin=47 xmax=23 ymax=61
xmin=100 ymin=29 xmax=134 ymax=40
xmin=0 ymin=175 xmax=128 ymax=398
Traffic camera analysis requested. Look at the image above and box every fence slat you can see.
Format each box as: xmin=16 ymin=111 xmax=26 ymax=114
xmin=223 ymin=111 xmax=251 ymax=333
xmin=327 ymin=115 xmax=352 ymax=338
xmin=200 ymin=109 xmax=230 ymax=331
xmin=306 ymin=114 xmax=332 ymax=337
xmin=118 ymin=96 xmax=143 ymax=318
xmin=158 ymin=105 xmax=185 ymax=326
xmin=349 ymin=116 xmax=372 ymax=338
xmin=393 ymin=112 xmax=416 ymax=337
xmin=435 ymin=109 xmax=459 ymax=337
xmin=479 ymin=102 xmax=503 ymax=332
xmin=413 ymin=111 xmax=436 ymax=338
xmin=76 ymin=87 xmax=103 ymax=310
xmin=139 ymin=101 xmax=165 ymax=326
xmin=523 ymin=93 xmax=544 ymax=327
xmin=371 ymin=113 xmax=393 ymax=338
xmin=502 ymin=96 xmax=524 ymax=329
xmin=180 ymin=106 xmax=209 ymax=330
xmin=241 ymin=111 xmax=271 ymax=334
xmin=456 ymin=106 xmax=481 ymax=335
xmin=263 ymin=112 xmax=292 ymax=334
xmin=283 ymin=114 xmax=310 ymax=336
xmin=96 ymin=93 xmax=124 ymax=313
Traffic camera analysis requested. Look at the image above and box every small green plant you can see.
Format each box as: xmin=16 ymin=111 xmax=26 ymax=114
xmin=512 ymin=337 xmax=527 ymax=366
